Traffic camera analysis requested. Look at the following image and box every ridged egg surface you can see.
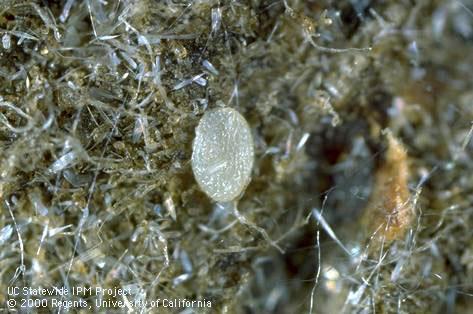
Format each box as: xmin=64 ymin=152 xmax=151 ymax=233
xmin=191 ymin=108 xmax=254 ymax=202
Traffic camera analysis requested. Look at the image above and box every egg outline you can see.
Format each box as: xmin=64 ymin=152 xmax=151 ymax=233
xmin=191 ymin=107 xmax=255 ymax=202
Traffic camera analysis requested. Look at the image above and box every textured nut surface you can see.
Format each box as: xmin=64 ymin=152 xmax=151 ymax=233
xmin=192 ymin=107 xmax=254 ymax=202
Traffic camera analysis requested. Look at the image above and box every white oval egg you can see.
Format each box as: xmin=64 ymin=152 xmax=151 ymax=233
xmin=192 ymin=107 xmax=254 ymax=202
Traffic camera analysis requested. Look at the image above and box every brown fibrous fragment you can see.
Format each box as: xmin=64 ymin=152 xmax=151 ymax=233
xmin=362 ymin=132 xmax=414 ymax=246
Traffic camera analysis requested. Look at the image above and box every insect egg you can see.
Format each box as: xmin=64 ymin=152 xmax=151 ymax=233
xmin=191 ymin=107 xmax=254 ymax=202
